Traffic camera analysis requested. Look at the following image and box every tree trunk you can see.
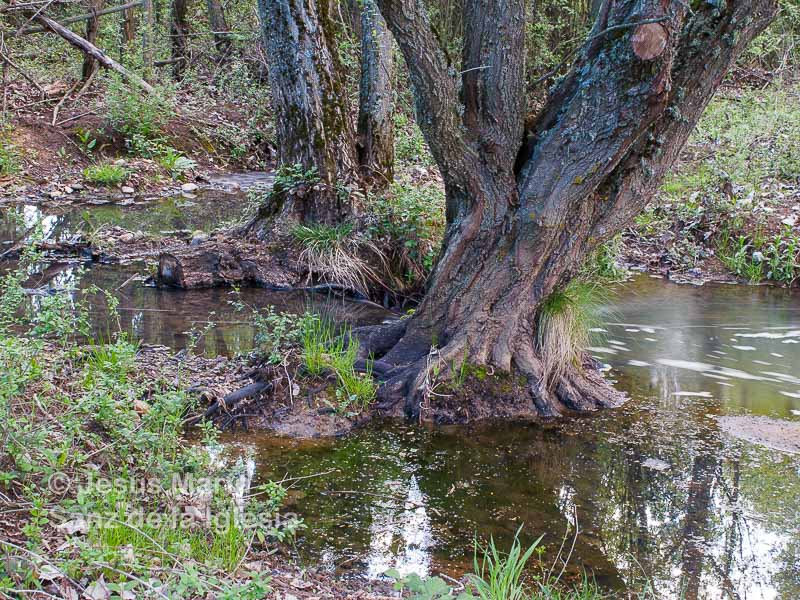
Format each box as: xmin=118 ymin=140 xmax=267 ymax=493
xmin=357 ymin=0 xmax=777 ymax=421
xmin=170 ymin=0 xmax=189 ymax=77
xmin=82 ymin=0 xmax=104 ymax=79
xmin=356 ymin=0 xmax=394 ymax=184
xmin=205 ymin=0 xmax=231 ymax=57
xmin=253 ymin=0 xmax=358 ymax=226
xmin=121 ymin=5 xmax=136 ymax=47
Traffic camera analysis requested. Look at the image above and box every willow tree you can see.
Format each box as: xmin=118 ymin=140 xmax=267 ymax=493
xmin=351 ymin=0 xmax=776 ymax=418
xmin=254 ymin=0 xmax=394 ymax=226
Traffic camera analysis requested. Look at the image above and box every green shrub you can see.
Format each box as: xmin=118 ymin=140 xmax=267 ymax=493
xmin=0 ymin=127 xmax=20 ymax=175
xmin=106 ymin=73 xmax=174 ymax=139
xmin=83 ymin=163 xmax=129 ymax=186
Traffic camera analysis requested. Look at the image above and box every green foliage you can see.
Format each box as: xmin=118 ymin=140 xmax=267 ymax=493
xmin=252 ymin=306 xmax=314 ymax=364
xmin=83 ymin=163 xmax=129 ymax=186
xmin=74 ymin=127 xmax=99 ymax=156
xmin=156 ymin=145 xmax=198 ymax=180
xmin=394 ymin=112 xmax=435 ymax=167
xmin=273 ymin=163 xmax=319 ymax=194
xmin=470 ymin=532 xmax=542 ymax=600
xmin=368 ymin=181 xmax=446 ymax=289
xmin=0 ymin=126 xmax=21 ymax=175
xmin=718 ymin=226 xmax=800 ymax=284
xmin=106 ymin=73 xmax=174 ymax=139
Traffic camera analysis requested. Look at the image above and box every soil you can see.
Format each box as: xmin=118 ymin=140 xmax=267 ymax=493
xmin=717 ymin=415 xmax=800 ymax=454
xmin=2 ymin=79 xmax=272 ymax=203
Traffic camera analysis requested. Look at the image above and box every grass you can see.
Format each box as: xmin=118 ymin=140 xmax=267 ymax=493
xmin=0 ymin=126 xmax=20 ymax=175
xmin=83 ymin=163 xmax=129 ymax=186
xmin=291 ymin=222 xmax=387 ymax=296
xmin=389 ymin=528 xmax=613 ymax=600
xmin=0 ymin=240 xmax=295 ymax=598
xmin=537 ymin=281 xmax=608 ymax=386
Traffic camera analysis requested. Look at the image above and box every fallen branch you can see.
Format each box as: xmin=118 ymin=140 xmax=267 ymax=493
xmin=19 ymin=1 xmax=144 ymax=34
xmin=31 ymin=13 xmax=155 ymax=94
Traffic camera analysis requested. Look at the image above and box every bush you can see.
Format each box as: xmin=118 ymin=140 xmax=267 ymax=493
xmin=106 ymin=73 xmax=174 ymax=139
xmin=83 ymin=163 xmax=129 ymax=186
xmin=0 ymin=126 xmax=20 ymax=175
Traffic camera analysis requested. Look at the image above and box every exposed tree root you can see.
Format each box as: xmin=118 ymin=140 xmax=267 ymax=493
xmin=352 ymin=322 xmax=624 ymax=424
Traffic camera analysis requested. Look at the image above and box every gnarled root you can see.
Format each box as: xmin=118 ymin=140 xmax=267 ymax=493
xmin=352 ymin=322 xmax=625 ymax=423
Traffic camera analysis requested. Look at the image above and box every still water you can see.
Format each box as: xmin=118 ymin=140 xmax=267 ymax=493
xmin=2 ymin=195 xmax=799 ymax=597
xmin=220 ymin=277 xmax=800 ymax=599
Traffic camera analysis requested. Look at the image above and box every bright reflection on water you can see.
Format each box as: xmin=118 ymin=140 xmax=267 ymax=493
xmin=220 ymin=276 xmax=800 ymax=599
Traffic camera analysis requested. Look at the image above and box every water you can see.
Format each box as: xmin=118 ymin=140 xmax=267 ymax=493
xmin=220 ymin=277 xmax=800 ymax=599
xmin=2 ymin=190 xmax=799 ymax=597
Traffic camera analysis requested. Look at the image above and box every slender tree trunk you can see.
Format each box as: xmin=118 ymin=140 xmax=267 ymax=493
xmin=205 ymin=0 xmax=231 ymax=57
xmin=357 ymin=0 xmax=394 ymax=184
xmin=121 ymin=5 xmax=136 ymax=48
xmin=356 ymin=0 xmax=777 ymax=420
xmin=170 ymin=0 xmax=189 ymax=77
xmin=82 ymin=0 xmax=104 ymax=79
xmin=253 ymin=0 xmax=357 ymax=225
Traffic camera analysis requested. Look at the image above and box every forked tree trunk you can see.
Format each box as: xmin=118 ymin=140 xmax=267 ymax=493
xmin=357 ymin=0 xmax=394 ymax=184
xmin=254 ymin=0 xmax=358 ymax=226
xmin=170 ymin=0 xmax=189 ymax=77
xmin=355 ymin=0 xmax=777 ymax=420
xmin=205 ymin=0 xmax=231 ymax=57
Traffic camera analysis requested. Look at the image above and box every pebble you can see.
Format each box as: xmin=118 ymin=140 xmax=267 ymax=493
xmin=121 ymin=186 xmax=135 ymax=194
xmin=181 ymin=182 xmax=199 ymax=192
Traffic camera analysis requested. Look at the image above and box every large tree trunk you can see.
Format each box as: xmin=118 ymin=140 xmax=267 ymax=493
xmin=170 ymin=0 xmax=189 ymax=77
xmin=356 ymin=0 xmax=394 ymax=184
xmin=357 ymin=0 xmax=777 ymax=421
xmin=253 ymin=0 xmax=358 ymax=226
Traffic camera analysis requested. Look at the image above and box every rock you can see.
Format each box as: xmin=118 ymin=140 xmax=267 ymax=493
xmin=781 ymin=216 xmax=797 ymax=227
xmin=181 ymin=182 xmax=199 ymax=192
xmin=64 ymin=186 xmax=74 ymax=194
xmin=133 ymin=399 xmax=150 ymax=415
xmin=752 ymin=251 xmax=764 ymax=263
xmin=114 ymin=159 xmax=126 ymax=166
xmin=56 ymin=517 xmax=88 ymax=535
xmin=119 ymin=233 xmax=134 ymax=243
xmin=190 ymin=231 xmax=209 ymax=246
xmin=121 ymin=186 xmax=135 ymax=194
xmin=70 ymin=183 xmax=84 ymax=190
xmin=181 ymin=192 xmax=197 ymax=199
xmin=642 ymin=458 xmax=671 ymax=471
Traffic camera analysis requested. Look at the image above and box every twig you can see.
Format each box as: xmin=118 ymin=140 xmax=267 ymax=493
xmin=51 ymin=77 xmax=81 ymax=126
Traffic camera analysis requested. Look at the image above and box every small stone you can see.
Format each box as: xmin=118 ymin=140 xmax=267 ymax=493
xmin=64 ymin=186 xmax=74 ymax=194
xmin=181 ymin=182 xmax=198 ymax=192
xmin=190 ymin=232 xmax=209 ymax=246
xmin=181 ymin=192 xmax=197 ymax=199
xmin=120 ymin=186 xmax=135 ymax=194
xmin=781 ymin=216 xmax=797 ymax=227
xmin=114 ymin=159 xmax=126 ymax=166
xmin=133 ymin=399 xmax=150 ymax=415
xmin=119 ymin=233 xmax=134 ymax=243
xmin=752 ymin=251 xmax=764 ymax=263
xmin=70 ymin=182 xmax=84 ymax=190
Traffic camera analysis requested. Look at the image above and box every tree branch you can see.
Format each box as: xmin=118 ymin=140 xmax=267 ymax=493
xmin=461 ymin=0 xmax=526 ymax=173
xmin=374 ymin=0 xmax=476 ymax=191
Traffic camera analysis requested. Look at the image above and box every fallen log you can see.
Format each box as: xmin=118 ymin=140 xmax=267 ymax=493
xmin=20 ymin=1 xmax=143 ymax=34
xmin=31 ymin=13 xmax=155 ymax=94
xmin=157 ymin=240 xmax=300 ymax=289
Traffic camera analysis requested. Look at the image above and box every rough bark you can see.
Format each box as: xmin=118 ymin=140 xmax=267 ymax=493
xmin=170 ymin=0 xmax=189 ymax=77
xmin=254 ymin=0 xmax=358 ymax=226
xmin=362 ymin=0 xmax=777 ymax=421
xmin=82 ymin=0 xmax=104 ymax=79
xmin=356 ymin=0 xmax=394 ymax=184
xmin=205 ymin=0 xmax=231 ymax=57
xmin=121 ymin=4 xmax=136 ymax=46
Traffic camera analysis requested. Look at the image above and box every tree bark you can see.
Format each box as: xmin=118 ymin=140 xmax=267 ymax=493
xmin=254 ymin=0 xmax=358 ymax=226
xmin=121 ymin=4 xmax=136 ymax=47
xmin=359 ymin=0 xmax=777 ymax=420
xmin=356 ymin=0 xmax=394 ymax=184
xmin=170 ymin=0 xmax=189 ymax=77
xmin=205 ymin=0 xmax=231 ymax=57
xmin=82 ymin=0 xmax=104 ymax=79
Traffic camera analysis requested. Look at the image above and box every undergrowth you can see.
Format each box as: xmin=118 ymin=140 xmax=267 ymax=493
xmin=0 ymin=236 xmax=298 ymax=598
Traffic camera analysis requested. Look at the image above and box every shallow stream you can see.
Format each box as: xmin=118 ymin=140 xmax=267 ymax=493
xmin=2 ymin=186 xmax=799 ymax=598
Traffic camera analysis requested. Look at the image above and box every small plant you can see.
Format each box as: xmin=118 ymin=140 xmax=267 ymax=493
xmin=273 ymin=163 xmax=319 ymax=193
xmin=0 ymin=126 xmax=20 ymax=175
xmin=157 ymin=146 xmax=198 ymax=180
xmin=74 ymin=127 xmax=98 ymax=156
xmin=470 ymin=531 xmax=542 ymax=600
xmin=291 ymin=223 xmax=386 ymax=295
xmin=537 ymin=281 xmax=607 ymax=386
xmin=83 ymin=163 xmax=129 ymax=186
xmin=106 ymin=73 xmax=174 ymax=139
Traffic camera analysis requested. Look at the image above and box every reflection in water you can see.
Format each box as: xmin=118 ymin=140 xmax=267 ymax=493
xmin=222 ymin=276 xmax=800 ymax=598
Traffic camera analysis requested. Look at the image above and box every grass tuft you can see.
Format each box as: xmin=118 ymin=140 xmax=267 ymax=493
xmin=83 ymin=163 xmax=129 ymax=186
xmin=537 ymin=282 xmax=607 ymax=386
